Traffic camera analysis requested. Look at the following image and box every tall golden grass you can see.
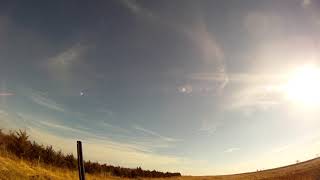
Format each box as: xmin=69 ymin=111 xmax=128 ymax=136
xmin=2 ymin=148 xmax=320 ymax=180
xmin=0 ymin=150 xmax=128 ymax=180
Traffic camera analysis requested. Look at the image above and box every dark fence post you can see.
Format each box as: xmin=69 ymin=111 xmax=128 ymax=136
xmin=77 ymin=141 xmax=86 ymax=180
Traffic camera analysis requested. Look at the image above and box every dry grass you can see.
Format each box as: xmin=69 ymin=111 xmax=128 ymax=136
xmin=0 ymin=151 xmax=122 ymax=180
xmin=1 ymin=150 xmax=320 ymax=180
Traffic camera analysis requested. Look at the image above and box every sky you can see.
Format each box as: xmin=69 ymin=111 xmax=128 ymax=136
xmin=1 ymin=0 xmax=320 ymax=175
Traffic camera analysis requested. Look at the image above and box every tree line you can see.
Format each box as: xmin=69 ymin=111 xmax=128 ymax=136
xmin=0 ymin=129 xmax=181 ymax=178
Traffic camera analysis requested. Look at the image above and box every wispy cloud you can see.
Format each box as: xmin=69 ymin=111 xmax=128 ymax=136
xmin=133 ymin=125 xmax=180 ymax=143
xmin=96 ymin=108 xmax=113 ymax=116
xmin=120 ymin=0 xmax=155 ymax=19
xmin=190 ymin=71 xmax=292 ymax=110
xmin=190 ymin=72 xmax=287 ymax=84
xmin=46 ymin=43 xmax=88 ymax=84
xmin=199 ymin=119 xmax=219 ymax=135
xmin=224 ymin=148 xmax=240 ymax=153
xmin=35 ymin=120 xmax=82 ymax=134
xmin=14 ymin=111 xmax=178 ymax=154
xmin=35 ymin=120 xmax=154 ymax=153
xmin=302 ymin=0 xmax=311 ymax=8
xmin=49 ymin=43 xmax=86 ymax=68
xmin=30 ymin=91 xmax=65 ymax=112
xmin=0 ymin=93 xmax=14 ymax=97
xmin=27 ymin=125 xmax=208 ymax=174
xmin=120 ymin=0 xmax=227 ymax=94
xmin=16 ymin=112 xmax=153 ymax=153
xmin=226 ymin=85 xmax=283 ymax=111
xmin=4 ymin=112 xmax=209 ymax=174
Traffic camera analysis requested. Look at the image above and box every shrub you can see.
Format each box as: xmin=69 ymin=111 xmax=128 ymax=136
xmin=0 ymin=129 xmax=181 ymax=178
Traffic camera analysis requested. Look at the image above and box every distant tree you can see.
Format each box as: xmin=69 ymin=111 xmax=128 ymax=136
xmin=7 ymin=130 xmax=31 ymax=158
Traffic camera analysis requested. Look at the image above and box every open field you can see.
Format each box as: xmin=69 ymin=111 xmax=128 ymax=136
xmin=187 ymin=157 xmax=320 ymax=180
xmin=1 ymin=151 xmax=320 ymax=180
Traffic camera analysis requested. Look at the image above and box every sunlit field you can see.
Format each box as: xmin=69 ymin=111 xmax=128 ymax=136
xmin=0 ymin=152 xmax=122 ymax=180
xmin=1 ymin=151 xmax=320 ymax=180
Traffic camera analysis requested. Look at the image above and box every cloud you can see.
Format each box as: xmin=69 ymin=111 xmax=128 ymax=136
xmin=120 ymin=0 xmax=155 ymax=19
xmin=46 ymin=43 xmax=88 ymax=83
xmin=190 ymin=72 xmax=287 ymax=84
xmin=37 ymin=122 xmax=154 ymax=153
xmin=26 ymin=125 xmax=219 ymax=175
xmin=119 ymin=0 xmax=227 ymax=92
xmin=12 ymin=111 xmax=179 ymax=154
xmin=30 ymin=91 xmax=65 ymax=112
xmin=199 ymin=119 xmax=219 ymax=135
xmin=133 ymin=125 xmax=180 ymax=143
xmin=1 ymin=112 xmax=208 ymax=175
xmin=35 ymin=120 xmax=83 ymax=134
xmin=49 ymin=43 xmax=86 ymax=68
xmin=224 ymin=148 xmax=240 ymax=153
xmin=183 ymin=21 xmax=225 ymax=65
xmin=96 ymin=108 xmax=113 ymax=116
xmin=16 ymin=112 xmax=154 ymax=153
xmin=0 ymin=93 xmax=14 ymax=96
xmin=302 ymin=0 xmax=311 ymax=8
xmin=190 ymin=67 xmax=298 ymax=113
xmin=120 ymin=0 xmax=224 ymax=58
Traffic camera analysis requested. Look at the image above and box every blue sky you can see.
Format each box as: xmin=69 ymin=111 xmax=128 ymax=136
xmin=1 ymin=0 xmax=320 ymax=175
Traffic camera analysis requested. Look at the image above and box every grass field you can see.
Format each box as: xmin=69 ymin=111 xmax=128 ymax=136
xmin=0 ymin=151 xmax=128 ymax=180
xmin=1 ymin=150 xmax=320 ymax=180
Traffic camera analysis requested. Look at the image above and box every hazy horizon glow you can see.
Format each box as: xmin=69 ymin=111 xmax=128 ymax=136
xmin=1 ymin=0 xmax=320 ymax=175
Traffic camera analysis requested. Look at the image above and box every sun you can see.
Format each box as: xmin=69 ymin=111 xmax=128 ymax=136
xmin=285 ymin=65 xmax=320 ymax=106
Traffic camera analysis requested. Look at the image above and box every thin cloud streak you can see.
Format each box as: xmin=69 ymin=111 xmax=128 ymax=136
xmin=14 ymin=111 xmax=179 ymax=154
xmin=199 ymin=119 xmax=220 ymax=135
xmin=30 ymin=92 xmax=65 ymax=112
xmin=133 ymin=125 xmax=180 ymax=143
xmin=3 ymin=112 xmax=209 ymax=175
xmin=190 ymin=72 xmax=288 ymax=84
xmin=0 ymin=93 xmax=14 ymax=96
xmin=21 ymin=114 xmax=156 ymax=154
xmin=225 ymin=148 xmax=240 ymax=153
xmin=25 ymin=125 xmax=217 ymax=175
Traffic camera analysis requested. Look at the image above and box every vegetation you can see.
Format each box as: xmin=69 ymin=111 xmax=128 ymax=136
xmin=0 ymin=129 xmax=181 ymax=178
xmin=0 ymin=152 xmax=131 ymax=180
xmin=1 ymin=129 xmax=320 ymax=179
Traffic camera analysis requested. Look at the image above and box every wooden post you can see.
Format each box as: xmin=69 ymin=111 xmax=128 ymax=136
xmin=77 ymin=141 xmax=86 ymax=180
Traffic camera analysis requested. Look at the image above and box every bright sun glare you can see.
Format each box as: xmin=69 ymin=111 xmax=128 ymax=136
xmin=285 ymin=65 xmax=320 ymax=106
